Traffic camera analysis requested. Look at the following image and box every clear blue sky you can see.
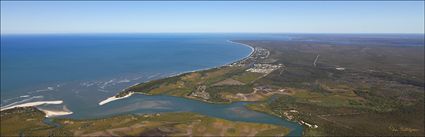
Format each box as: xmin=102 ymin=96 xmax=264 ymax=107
xmin=1 ymin=1 xmax=424 ymax=34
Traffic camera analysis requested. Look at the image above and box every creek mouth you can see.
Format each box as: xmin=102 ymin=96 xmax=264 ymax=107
xmin=59 ymin=94 xmax=303 ymax=136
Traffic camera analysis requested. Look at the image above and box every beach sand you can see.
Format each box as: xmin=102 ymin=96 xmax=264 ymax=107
xmin=99 ymin=92 xmax=134 ymax=106
xmin=38 ymin=108 xmax=73 ymax=118
xmin=0 ymin=100 xmax=63 ymax=111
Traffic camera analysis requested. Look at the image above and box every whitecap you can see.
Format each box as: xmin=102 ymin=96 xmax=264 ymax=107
xmin=1 ymin=96 xmax=44 ymax=109
xmin=81 ymin=82 xmax=95 ymax=87
xmin=20 ymin=95 xmax=30 ymax=98
xmin=30 ymin=87 xmax=55 ymax=93
xmin=132 ymin=76 xmax=145 ymax=80
xmin=99 ymin=79 xmax=115 ymax=89
xmin=117 ymin=79 xmax=131 ymax=83
xmin=0 ymin=99 xmax=63 ymax=111
xmin=3 ymin=95 xmax=32 ymax=103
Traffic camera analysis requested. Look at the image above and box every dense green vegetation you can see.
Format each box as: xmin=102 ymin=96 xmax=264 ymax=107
xmin=0 ymin=107 xmax=53 ymax=136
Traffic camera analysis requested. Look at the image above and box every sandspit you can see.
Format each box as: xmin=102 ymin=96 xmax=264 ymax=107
xmin=99 ymin=92 xmax=134 ymax=106
xmin=38 ymin=108 xmax=73 ymax=118
xmin=0 ymin=100 xmax=63 ymax=111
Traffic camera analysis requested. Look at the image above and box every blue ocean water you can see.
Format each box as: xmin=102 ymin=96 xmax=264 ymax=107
xmin=1 ymin=33 xmax=302 ymax=136
xmin=1 ymin=34 xmax=255 ymax=105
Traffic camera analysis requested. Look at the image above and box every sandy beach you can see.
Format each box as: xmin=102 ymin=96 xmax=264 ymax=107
xmin=227 ymin=40 xmax=255 ymax=59
xmin=0 ymin=100 xmax=64 ymax=111
xmin=99 ymin=92 xmax=134 ymax=105
xmin=38 ymin=108 xmax=73 ymax=118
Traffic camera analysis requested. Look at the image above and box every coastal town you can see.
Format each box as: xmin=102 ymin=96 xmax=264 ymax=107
xmin=246 ymin=63 xmax=283 ymax=74
xmin=230 ymin=46 xmax=282 ymax=75
xmin=229 ymin=46 xmax=271 ymax=67
xmin=189 ymin=85 xmax=210 ymax=100
xmin=189 ymin=44 xmax=285 ymax=101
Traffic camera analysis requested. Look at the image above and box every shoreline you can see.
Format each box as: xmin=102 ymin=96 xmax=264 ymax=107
xmin=99 ymin=92 xmax=134 ymax=105
xmin=0 ymin=100 xmax=64 ymax=111
xmin=0 ymin=100 xmax=74 ymax=118
xmin=98 ymin=40 xmax=255 ymax=106
xmin=38 ymin=108 xmax=73 ymax=118
xmin=226 ymin=40 xmax=255 ymax=61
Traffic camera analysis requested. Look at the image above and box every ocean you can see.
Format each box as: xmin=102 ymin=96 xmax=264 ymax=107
xmin=1 ymin=34 xmax=259 ymax=108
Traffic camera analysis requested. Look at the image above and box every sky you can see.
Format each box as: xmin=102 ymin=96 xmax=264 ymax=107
xmin=1 ymin=1 xmax=424 ymax=34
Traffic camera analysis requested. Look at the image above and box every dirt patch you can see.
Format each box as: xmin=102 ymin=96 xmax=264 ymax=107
xmin=196 ymin=125 xmax=206 ymax=133
xmin=138 ymin=128 xmax=169 ymax=137
xmin=213 ymin=78 xmax=245 ymax=86
xmin=81 ymin=123 xmax=145 ymax=136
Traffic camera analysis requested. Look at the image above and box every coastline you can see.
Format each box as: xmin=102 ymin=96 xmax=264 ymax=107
xmin=98 ymin=40 xmax=255 ymax=106
xmin=38 ymin=108 xmax=73 ymax=118
xmin=99 ymin=92 xmax=134 ymax=105
xmin=0 ymin=100 xmax=64 ymax=111
xmin=0 ymin=100 xmax=73 ymax=118
xmin=226 ymin=40 xmax=255 ymax=61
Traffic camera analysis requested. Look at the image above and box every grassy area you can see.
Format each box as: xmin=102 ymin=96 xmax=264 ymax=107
xmin=233 ymin=71 xmax=264 ymax=84
xmin=123 ymin=62 xmax=271 ymax=103
xmin=0 ymin=107 xmax=290 ymax=136
xmin=0 ymin=107 xmax=53 ymax=136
